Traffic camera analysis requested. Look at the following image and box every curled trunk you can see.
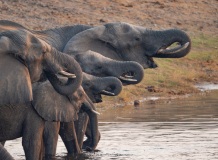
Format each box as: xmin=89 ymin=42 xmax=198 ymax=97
xmin=44 ymin=47 xmax=83 ymax=96
xmin=151 ymin=29 xmax=191 ymax=58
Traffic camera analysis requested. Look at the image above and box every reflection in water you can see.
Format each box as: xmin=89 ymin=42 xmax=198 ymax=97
xmin=5 ymin=90 xmax=218 ymax=160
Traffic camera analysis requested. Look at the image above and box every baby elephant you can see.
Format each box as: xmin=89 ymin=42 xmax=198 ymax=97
xmin=36 ymin=73 xmax=123 ymax=159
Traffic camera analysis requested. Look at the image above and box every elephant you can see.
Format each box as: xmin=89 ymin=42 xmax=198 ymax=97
xmin=63 ymin=22 xmax=191 ymax=69
xmin=2 ymin=73 xmax=122 ymax=159
xmin=0 ymin=143 xmax=14 ymax=160
xmin=0 ymin=21 xmax=83 ymax=105
xmin=0 ymin=20 xmax=145 ymax=85
xmin=41 ymin=73 xmax=122 ymax=158
xmin=0 ymin=81 xmax=98 ymax=160
xmin=0 ymin=22 xmax=85 ymax=160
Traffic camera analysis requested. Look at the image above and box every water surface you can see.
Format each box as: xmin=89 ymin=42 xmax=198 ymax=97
xmin=5 ymin=90 xmax=218 ymax=160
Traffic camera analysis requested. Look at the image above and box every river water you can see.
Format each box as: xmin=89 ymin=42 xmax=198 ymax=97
xmin=5 ymin=87 xmax=218 ymax=160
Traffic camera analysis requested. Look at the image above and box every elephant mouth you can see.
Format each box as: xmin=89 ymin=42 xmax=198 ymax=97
xmin=119 ymin=71 xmax=137 ymax=84
xmin=93 ymin=94 xmax=102 ymax=103
xmin=156 ymin=42 xmax=190 ymax=56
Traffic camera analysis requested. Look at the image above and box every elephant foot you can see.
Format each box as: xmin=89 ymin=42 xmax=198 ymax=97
xmin=63 ymin=140 xmax=82 ymax=154
xmin=43 ymin=154 xmax=56 ymax=160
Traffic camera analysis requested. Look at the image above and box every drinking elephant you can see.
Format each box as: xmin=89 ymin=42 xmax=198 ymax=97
xmin=31 ymin=73 xmax=122 ymax=159
xmin=2 ymin=73 xmax=122 ymax=159
xmin=63 ymin=22 xmax=191 ymax=69
xmin=0 ymin=23 xmax=83 ymax=160
xmin=0 ymin=21 xmax=83 ymax=105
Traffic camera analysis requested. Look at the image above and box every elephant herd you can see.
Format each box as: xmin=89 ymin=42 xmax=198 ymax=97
xmin=0 ymin=20 xmax=191 ymax=160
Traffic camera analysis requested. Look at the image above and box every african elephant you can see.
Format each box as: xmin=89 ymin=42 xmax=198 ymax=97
xmin=33 ymin=73 xmax=122 ymax=158
xmin=0 ymin=81 xmax=99 ymax=160
xmin=0 ymin=20 xmax=145 ymax=85
xmin=0 ymin=23 xmax=84 ymax=160
xmin=0 ymin=21 xmax=83 ymax=105
xmin=0 ymin=143 xmax=14 ymax=160
xmin=62 ymin=22 xmax=190 ymax=68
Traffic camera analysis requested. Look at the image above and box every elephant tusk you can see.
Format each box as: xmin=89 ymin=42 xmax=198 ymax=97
xmin=157 ymin=42 xmax=189 ymax=54
xmin=91 ymin=109 xmax=100 ymax=115
xmin=119 ymin=76 xmax=137 ymax=82
xmin=100 ymin=90 xmax=115 ymax=96
xmin=124 ymin=75 xmax=134 ymax=78
xmin=57 ymin=71 xmax=76 ymax=78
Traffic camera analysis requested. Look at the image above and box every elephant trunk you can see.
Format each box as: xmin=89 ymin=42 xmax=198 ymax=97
xmin=0 ymin=144 xmax=14 ymax=160
xmin=108 ymin=61 xmax=144 ymax=85
xmin=81 ymin=98 xmax=99 ymax=151
xmin=151 ymin=29 xmax=191 ymax=58
xmin=44 ymin=47 xmax=82 ymax=96
xmin=97 ymin=77 xmax=122 ymax=96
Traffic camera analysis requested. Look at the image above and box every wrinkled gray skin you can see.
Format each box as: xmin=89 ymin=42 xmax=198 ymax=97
xmin=1 ymin=20 xmax=191 ymax=153
xmin=0 ymin=20 xmax=83 ymax=105
xmin=42 ymin=73 xmax=122 ymax=158
xmin=0 ymin=143 xmax=14 ymax=160
xmin=63 ymin=22 xmax=191 ymax=69
xmin=0 ymin=78 xmax=99 ymax=160
xmin=61 ymin=22 xmax=191 ymax=150
xmin=0 ymin=21 xmax=83 ymax=160
xmin=34 ymin=73 xmax=122 ymax=159
xmin=2 ymin=73 xmax=122 ymax=159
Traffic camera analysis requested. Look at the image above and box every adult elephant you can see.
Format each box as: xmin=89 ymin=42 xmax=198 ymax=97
xmin=0 ymin=144 xmax=14 ymax=160
xmin=0 ymin=21 xmax=83 ymax=105
xmin=0 ymin=20 xmax=144 ymax=84
xmin=63 ymin=22 xmax=191 ymax=69
xmin=0 ymin=24 xmax=83 ymax=160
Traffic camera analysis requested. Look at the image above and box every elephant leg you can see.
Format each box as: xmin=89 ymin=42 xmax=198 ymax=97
xmin=0 ymin=143 xmax=14 ymax=160
xmin=43 ymin=122 xmax=60 ymax=159
xmin=0 ymin=141 xmax=6 ymax=146
xmin=74 ymin=111 xmax=89 ymax=150
xmin=22 ymin=112 xmax=45 ymax=160
xmin=59 ymin=122 xmax=81 ymax=154
xmin=83 ymin=119 xmax=101 ymax=150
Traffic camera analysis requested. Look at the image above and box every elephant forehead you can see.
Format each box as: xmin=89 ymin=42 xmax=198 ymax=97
xmin=32 ymin=81 xmax=78 ymax=122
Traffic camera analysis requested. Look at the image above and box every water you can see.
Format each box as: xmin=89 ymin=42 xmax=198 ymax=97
xmin=5 ymin=89 xmax=218 ymax=160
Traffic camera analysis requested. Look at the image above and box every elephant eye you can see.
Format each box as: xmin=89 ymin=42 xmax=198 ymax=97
xmin=96 ymin=66 xmax=103 ymax=70
xmin=135 ymin=37 xmax=140 ymax=41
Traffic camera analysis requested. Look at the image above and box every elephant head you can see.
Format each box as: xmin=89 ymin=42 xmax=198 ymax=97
xmin=63 ymin=22 xmax=191 ymax=69
xmin=82 ymin=72 xmax=122 ymax=103
xmin=0 ymin=26 xmax=82 ymax=105
xmin=70 ymin=50 xmax=144 ymax=85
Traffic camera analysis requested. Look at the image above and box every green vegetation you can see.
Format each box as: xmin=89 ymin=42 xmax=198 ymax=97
xmin=100 ymin=34 xmax=218 ymax=106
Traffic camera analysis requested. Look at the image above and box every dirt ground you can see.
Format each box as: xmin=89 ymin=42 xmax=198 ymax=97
xmin=0 ymin=0 xmax=217 ymax=35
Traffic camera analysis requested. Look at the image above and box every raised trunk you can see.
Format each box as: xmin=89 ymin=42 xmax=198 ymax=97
xmin=44 ymin=47 xmax=82 ymax=96
xmin=0 ymin=144 xmax=14 ymax=160
xmin=151 ymin=29 xmax=191 ymax=58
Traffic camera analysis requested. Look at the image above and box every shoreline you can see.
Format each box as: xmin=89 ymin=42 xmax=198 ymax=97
xmin=96 ymin=82 xmax=218 ymax=108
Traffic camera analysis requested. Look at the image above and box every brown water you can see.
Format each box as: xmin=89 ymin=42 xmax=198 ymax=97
xmin=5 ymin=90 xmax=218 ymax=160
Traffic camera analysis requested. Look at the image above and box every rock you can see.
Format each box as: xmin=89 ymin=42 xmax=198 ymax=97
xmin=134 ymin=100 xmax=140 ymax=107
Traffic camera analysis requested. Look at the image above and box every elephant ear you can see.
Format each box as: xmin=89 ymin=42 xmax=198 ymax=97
xmin=0 ymin=54 xmax=32 ymax=105
xmin=63 ymin=25 xmax=120 ymax=59
xmin=32 ymin=81 xmax=78 ymax=122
